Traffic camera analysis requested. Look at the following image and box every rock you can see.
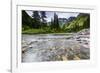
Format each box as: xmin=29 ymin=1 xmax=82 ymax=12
xmin=77 ymin=29 xmax=90 ymax=35
xmin=22 ymin=48 xmax=26 ymax=52
xmin=22 ymin=50 xmax=25 ymax=53
xmin=61 ymin=55 xmax=68 ymax=61
xmin=29 ymin=45 xmax=33 ymax=48
xmin=57 ymin=55 xmax=61 ymax=59
xmin=73 ymin=55 xmax=80 ymax=60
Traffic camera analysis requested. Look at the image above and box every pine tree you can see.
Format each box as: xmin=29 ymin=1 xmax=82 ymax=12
xmin=40 ymin=11 xmax=47 ymax=27
xmin=32 ymin=11 xmax=41 ymax=28
xmin=54 ymin=13 xmax=59 ymax=30
xmin=22 ymin=10 xmax=33 ymax=30
xmin=50 ymin=18 xmax=54 ymax=29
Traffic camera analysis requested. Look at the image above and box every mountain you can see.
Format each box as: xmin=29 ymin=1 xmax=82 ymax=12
xmin=58 ymin=18 xmax=68 ymax=28
xmin=68 ymin=16 xmax=76 ymax=22
xmin=63 ymin=13 xmax=90 ymax=32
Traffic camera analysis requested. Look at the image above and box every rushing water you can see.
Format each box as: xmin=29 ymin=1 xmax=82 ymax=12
xmin=22 ymin=34 xmax=90 ymax=62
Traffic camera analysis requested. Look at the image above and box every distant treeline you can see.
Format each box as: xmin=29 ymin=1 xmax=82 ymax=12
xmin=22 ymin=10 xmax=90 ymax=34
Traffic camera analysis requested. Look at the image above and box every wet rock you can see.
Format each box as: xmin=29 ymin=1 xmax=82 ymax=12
xmin=61 ymin=55 xmax=68 ymax=61
xmin=73 ymin=55 xmax=80 ymax=60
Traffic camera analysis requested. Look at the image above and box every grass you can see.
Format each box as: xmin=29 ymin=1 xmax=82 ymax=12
xmin=22 ymin=29 xmax=46 ymax=34
xmin=22 ymin=28 xmax=64 ymax=34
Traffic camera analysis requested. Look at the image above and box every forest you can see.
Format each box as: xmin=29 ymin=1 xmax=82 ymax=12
xmin=22 ymin=10 xmax=90 ymax=34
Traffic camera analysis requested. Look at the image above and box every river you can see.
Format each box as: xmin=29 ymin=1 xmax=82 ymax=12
xmin=22 ymin=32 xmax=90 ymax=62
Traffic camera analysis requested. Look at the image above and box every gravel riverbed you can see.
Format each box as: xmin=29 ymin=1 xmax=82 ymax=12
xmin=22 ymin=29 xmax=90 ymax=62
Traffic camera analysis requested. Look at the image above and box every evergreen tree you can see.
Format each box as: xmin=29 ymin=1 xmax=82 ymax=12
xmin=54 ymin=13 xmax=59 ymax=30
xmin=83 ymin=14 xmax=90 ymax=28
xmin=50 ymin=18 xmax=54 ymax=29
xmin=40 ymin=11 xmax=46 ymax=22
xmin=40 ymin=11 xmax=47 ymax=27
xmin=22 ymin=10 xmax=33 ymax=30
xmin=32 ymin=11 xmax=41 ymax=28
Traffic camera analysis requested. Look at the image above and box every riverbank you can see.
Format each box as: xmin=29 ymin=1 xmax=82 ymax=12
xmin=22 ymin=28 xmax=78 ymax=34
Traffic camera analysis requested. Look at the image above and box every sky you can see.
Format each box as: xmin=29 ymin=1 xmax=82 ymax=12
xmin=26 ymin=10 xmax=79 ymax=22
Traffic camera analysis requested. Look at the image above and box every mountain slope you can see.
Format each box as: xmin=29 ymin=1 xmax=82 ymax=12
xmin=63 ymin=13 xmax=90 ymax=32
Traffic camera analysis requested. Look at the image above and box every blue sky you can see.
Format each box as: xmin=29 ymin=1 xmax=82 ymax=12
xmin=26 ymin=10 xmax=79 ymax=22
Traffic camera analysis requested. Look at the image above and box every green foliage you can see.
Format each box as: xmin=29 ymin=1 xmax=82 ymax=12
xmin=53 ymin=13 xmax=60 ymax=29
xmin=50 ymin=13 xmax=60 ymax=32
xmin=32 ymin=11 xmax=41 ymax=28
xmin=22 ymin=10 xmax=33 ymax=30
xmin=22 ymin=11 xmax=90 ymax=34
xmin=63 ymin=13 xmax=90 ymax=32
xmin=40 ymin=11 xmax=47 ymax=28
xmin=22 ymin=28 xmax=56 ymax=34
xmin=22 ymin=29 xmax=45 ymax=34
